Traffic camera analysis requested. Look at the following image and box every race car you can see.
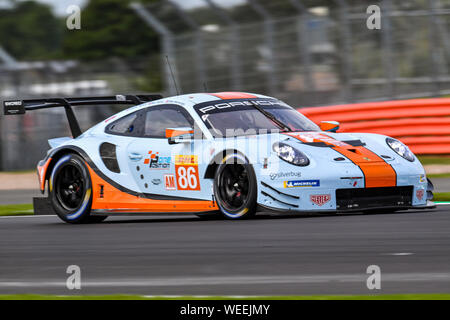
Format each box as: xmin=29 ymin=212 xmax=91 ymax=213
xmin=3 ymin=92 xmax=435 ymax=223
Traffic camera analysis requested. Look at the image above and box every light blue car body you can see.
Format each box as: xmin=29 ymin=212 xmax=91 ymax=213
xmin=46 ymin=92 xmax=431 ymax=214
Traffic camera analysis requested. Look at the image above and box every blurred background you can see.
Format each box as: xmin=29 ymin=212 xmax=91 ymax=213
xmin=1 ymin=0 xmax=450 ymax=170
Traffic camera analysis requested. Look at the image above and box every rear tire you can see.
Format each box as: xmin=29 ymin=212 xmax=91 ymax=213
xmin=213 ymin=153 xmax=257 ymax=219
xmin=49 ymin=154 xmax=106 ymax=224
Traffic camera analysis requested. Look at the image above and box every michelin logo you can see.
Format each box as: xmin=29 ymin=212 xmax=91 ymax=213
xmin=284 ymin=180 xmax=320 ymax=188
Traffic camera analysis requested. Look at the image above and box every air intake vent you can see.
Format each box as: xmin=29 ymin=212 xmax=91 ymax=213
xmin=99 ymin=142 xmax=120 ymax=173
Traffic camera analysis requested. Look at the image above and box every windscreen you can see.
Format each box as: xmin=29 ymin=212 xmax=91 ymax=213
xmin=194 ymin=98 xmax=319 ymax=137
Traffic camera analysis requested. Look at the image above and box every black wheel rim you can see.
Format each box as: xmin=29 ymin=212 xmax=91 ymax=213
xmin=217 ymin=164 xmax=249 ymax=212
xmin=55 ymin=164 xmax=85 ymax=211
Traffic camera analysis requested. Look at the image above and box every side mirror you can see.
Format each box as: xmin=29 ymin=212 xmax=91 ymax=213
xmin=320 ymin=121 xmax=340 ymax=133
xmin=166 ymin=127 xmax=194 ymax=144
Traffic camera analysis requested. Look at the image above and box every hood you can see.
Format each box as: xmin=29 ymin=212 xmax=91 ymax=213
xmin=280 ymin=131 xmax=390 ymax=164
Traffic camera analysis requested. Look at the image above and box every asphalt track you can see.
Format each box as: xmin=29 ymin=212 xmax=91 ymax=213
xmin=0 ymin=204 xmax=449 ymax=296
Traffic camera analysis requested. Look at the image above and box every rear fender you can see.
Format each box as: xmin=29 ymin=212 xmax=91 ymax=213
xmin=37 ymin=147 xmax=82 ymax=194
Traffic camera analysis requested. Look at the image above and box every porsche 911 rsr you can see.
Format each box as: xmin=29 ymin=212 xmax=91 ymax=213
xmin=3 ymin=92 xmax=435 ymax=223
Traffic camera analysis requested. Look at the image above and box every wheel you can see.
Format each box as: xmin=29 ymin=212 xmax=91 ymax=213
xmin=213 ymin=153 xmax=257 ymax=219
xmin=49 ymin=154 xmax=106 ymax=224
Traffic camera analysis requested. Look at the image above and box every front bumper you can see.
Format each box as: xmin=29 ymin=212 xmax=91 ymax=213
xmin=258 ymin=179 xmax=431 ymax=212
xmin=258 ymin=199 xmax=436 ymax=214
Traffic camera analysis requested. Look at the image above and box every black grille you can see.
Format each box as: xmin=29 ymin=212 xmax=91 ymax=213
xmin=99 ymin=142 xmax=120 ymax=173
xmin=336 ymin=186 xmax=413 ymax=210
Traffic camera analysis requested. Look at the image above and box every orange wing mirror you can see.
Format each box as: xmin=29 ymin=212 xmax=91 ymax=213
xmin=166 ymin=127 xmax=194 ymax=144
xmin=319 ymin=121 xmax=340 ymax=133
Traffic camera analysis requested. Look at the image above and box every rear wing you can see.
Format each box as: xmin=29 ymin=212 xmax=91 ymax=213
xmin=3 ymin=94 xmax=162 ymax=138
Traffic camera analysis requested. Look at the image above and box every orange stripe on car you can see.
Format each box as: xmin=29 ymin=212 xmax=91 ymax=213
xmin=37 ymin=157 xmax=52 ymax=192
xmin=165 ymin=128 xmax=194 ymax=138
xmin=210 ymin=92 xmax=258 ymax=100
xmin=86 ymin=163 xmax=217 ymax=213
xmin=285 ymin=132 xmax=396 ymax=188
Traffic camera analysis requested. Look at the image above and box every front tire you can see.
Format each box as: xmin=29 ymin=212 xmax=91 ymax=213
xmin=213 ymin=153 xmax=257 ymax=219
xmin=49 ymin=154 xmax=106 ymax=224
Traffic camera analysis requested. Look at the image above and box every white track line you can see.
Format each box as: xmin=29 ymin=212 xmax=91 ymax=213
xmin=1 ymin=273 xmax=449 ymax=288
xmin=0 ymin=215 xmax=55 ymax=219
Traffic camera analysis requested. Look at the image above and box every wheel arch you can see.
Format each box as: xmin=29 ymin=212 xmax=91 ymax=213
xmin=204 ymin=149 xmax=250 ymax=179
xmin=41 ymin=147 xmax=87 ymax=193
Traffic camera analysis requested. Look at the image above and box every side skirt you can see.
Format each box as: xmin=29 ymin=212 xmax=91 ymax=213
xmin=90 ymin=209 xmax=220 ymax=216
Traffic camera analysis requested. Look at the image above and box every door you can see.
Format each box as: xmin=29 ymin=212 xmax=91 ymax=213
xmin=126 ymin=104 xmax=205 ymax=198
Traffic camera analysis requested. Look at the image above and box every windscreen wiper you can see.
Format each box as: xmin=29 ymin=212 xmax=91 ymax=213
xmin=248 ymin=101 xmax=292 ymax=132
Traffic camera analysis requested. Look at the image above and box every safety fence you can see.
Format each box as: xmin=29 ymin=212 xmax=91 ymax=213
xmin=300 ymin=98 xmax=450 ymax=155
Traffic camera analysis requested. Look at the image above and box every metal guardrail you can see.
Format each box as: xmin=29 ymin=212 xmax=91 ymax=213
xmin=300 ymin=98 xmax=450 ymax=155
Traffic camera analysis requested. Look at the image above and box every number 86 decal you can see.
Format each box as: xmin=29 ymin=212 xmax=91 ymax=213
xmin=175 ymin=165 xmax=200 ymax=190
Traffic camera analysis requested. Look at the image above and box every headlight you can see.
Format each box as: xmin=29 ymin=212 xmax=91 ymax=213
xmin=273 ymin=142 xmax=309 ymax=166
xmin=386 ymin=138 xmax=415 ymax=162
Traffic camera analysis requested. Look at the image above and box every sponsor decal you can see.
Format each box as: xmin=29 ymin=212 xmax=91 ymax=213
xmin=4 ymin=101 xmax=22 ymax=106
xmin=175 ymin=155 xmax=198 ymax=165
xmin=164 ymin=174 xmax=176 ymax=190
xmin=419 ymin=174 xmax=426 ymax=183
xmin=269 ymin=171 xmax=301 ymax=180
xmin=287 ymin=132 xmax=350 ymax=147
xmin=4 ymin=100 xmax=25 ymax=114
xmin=144 ymin=151 xmax=171 ymax=169
xmin=416 ymin=189 xmax=424 ymax=201
xmin=341 ymin=176 xmax=363 ymax=187
xmin=197 ymin=99 xmax=287 ymax=114
xmin=310 ymin=194 xmax=331 ymax=206
xmin=151 ymin=178 xmax=161 ymax=185
xmin=175 ymin=155 xmax=200 ymax=191
xmin=284 ymin=179 xmax=320 ymax=188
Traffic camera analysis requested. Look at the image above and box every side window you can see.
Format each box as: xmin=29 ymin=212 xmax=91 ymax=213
xmin=144 ymin=106 xmax=193 ymax=138
xmin=106 ymin=112 xmax=140 ymax=136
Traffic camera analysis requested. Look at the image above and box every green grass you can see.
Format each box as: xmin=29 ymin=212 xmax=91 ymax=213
xmin=434 ymin=192 xmax=450 ymax=202
xmin=418 ymin=156 xmax=450 ymax=166
xmin=428 ymin=173 xmax=450 ymax=178
xmin=0 ymin=204 xmax=33 ymax=216
xmin=0 ymin=170 xmax=34 ymax=174
xmin=0 ymin=294 xmax=449 ymax=300
xmin=0 ymin=193 xmax=448 ymax=217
